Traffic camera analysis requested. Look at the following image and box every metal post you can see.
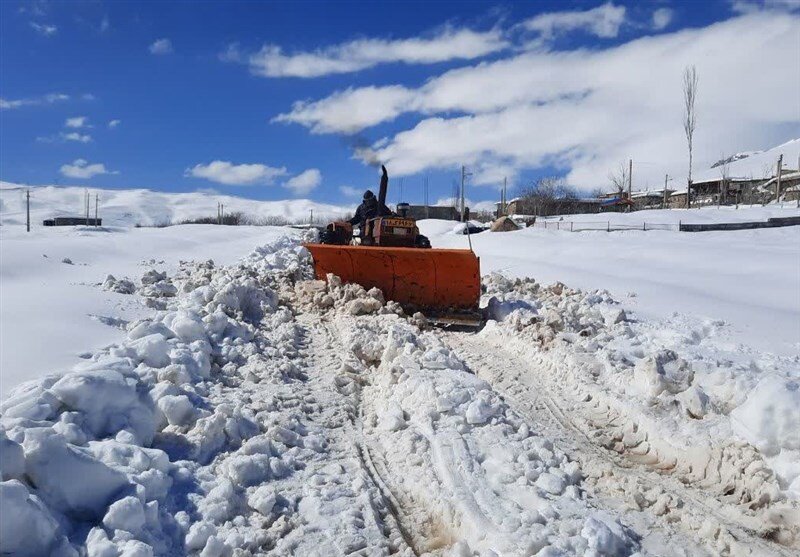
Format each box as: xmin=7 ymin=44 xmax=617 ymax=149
xmin=310 ymin=209 xmax=313 ymax=225
xmin=776 ymin=154 xmax=783 ymax=201
xmin=663 ymin=174 xmax=668 ymax=209
xmin=607 ymin=221 xmax=610 ymax=232
xmin=26 ymin=189 xmax=30 ymax=232
xmin=460 ymin=165 xmax=466 ymax=222
xmin=628 ymin=159 xmax=633 ymax=212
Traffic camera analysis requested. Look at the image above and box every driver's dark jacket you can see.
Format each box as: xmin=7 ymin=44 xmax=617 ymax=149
xmin=348 ymin=197 xmax=393 ymax=227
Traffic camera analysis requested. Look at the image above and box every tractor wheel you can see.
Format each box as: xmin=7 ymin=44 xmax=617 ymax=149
xmin=414 ymin=234 xmax=431 ymax=249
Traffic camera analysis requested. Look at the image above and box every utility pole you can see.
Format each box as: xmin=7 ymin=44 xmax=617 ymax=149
xmin=503 ymin=176 xmax=507 ymax=216
xmin=460 ymin=165 xmax=472 ymax=222
xmin=424 ymin=176 xmax=429 ymax=218
xmin=310 ymin=209 xmax=313 ymax=225
xmin=85 ymin=189 xmax=89 ymax=222
xmin=627 ymin=159 xmax=633 ymax=213
xmin=95 ymin=194 xmax=99 ymax=226
xmin=26 ymin=189 xmax=31 ymax=232
xmin=217 ymin=202 xmax=221 ymax=225
xmin=663 ymin=174 xmax=668 ymax=209
xmin=776 ymin=154 xmax=783 ymax=202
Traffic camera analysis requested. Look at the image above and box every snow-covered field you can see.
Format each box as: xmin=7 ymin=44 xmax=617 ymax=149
xmin=420 ymin=205 xmax=800 ymax=357
xmin=1 ymin=199 xmax=799 ymax=556
xmin=0 ymin=224 xmax=293 ymax=393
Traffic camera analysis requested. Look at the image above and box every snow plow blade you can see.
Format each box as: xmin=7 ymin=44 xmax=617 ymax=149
xmin=303 ymin=244 xmax=481 ymax=313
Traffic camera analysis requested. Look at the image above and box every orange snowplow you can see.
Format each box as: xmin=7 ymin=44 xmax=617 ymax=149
xmin=303 ymin=165 xmax=481 ymax=326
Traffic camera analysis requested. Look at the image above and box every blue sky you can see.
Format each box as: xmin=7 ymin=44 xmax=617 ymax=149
xmin=1 ymin=0 xmax=798 ymax=208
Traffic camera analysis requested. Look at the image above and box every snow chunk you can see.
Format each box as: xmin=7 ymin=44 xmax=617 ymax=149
xmin=247 ymin=485 xmax=277 ymax=516
xmin=731 ymin=375 xmax=800 ymax=456
xmin=0 ymin=431 xmax=25 ymax=480
xmin=157 ymin=394 xmax=195 ymax=427
xmin=465 ymin=398 xmax=495 ymax=425
xmin=632 ymin=350 xmax=693 ymax=397
xmin=0 ymin=480 xmax=65 ymax=557
xmin=536 ymin=472 xmax=566 ymax=495
xmin=23 ymin=430 xmax=130 ymax=519
xmin=104 ymin=274 xmax=136 ymax=294
xmin=103 ymin=496 xmax=146 ymax=534
xmin=125 ymin=333 xmax=171 ymax=368
xmin=581 ymin=512 xmax=636 ymax=556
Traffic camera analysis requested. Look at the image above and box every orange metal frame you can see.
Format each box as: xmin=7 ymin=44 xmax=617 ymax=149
xmin=303 ymin=244 xmax=480 ymax=311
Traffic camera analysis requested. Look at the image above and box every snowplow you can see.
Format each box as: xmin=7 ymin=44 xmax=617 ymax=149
xmin=303 ymin=166 xmax=481 ymax=327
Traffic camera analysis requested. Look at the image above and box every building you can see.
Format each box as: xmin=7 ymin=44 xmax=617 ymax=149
xmin=504 ymin=197 xmax=605 ymax=217
xmin=43 ymin=216 xmax=102 ymax=226
xmin=402 ymin=205 xmax=460 ymax=221
xmin=630 ymin=189 xmax=674 ymax=210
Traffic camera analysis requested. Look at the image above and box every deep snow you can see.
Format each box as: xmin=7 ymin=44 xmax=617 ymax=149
xmin=0 ymin=230 xmax=798 ymax=556
xmin=0 ymin=224 xmax=293 ymax=393
xmin=419 ymin=207 xmax=800 ymax=357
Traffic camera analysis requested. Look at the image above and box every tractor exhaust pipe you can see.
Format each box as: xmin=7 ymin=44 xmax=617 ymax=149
xmin=378 ymin=165 xmax=388 ymax=207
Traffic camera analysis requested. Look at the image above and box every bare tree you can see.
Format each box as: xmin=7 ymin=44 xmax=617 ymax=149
xmin=518 ymin=177 xmax=579 ymax=216
xmin=683 ymin=65 xmax=699 ymax=208
xmin=718 ymin=153 xmax=730 ymax=207
xmin=608 ymin=162 xmax=629 ymax=197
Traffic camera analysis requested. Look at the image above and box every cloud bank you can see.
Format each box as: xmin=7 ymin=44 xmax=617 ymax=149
xmin=276 ymin=12 xmax=800 ymax=189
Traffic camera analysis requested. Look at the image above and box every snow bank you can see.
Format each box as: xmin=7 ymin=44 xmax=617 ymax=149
xmin=0 ymin=236 xmax=326 ymax=555
xmin=478 ymin=272 xmax=800 ymax=545
xmin=420 ymin=217 xmax=800 ymax=357
xmin=0 ymin=224 xmax=289 ymax=392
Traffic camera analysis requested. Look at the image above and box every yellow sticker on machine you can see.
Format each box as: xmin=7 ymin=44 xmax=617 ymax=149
xmin=382 ymin=218 xmax=414 ymax=227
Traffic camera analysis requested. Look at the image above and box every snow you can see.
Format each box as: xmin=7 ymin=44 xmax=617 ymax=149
xmin=0 ymin=224 xmax=293 ymax=393
xmin=419 ymin=206 xmax=800 ymax=356
xmin=1 ymin=193 xmax=798 ymax=554
xmin=692 ymin=138 xmax=800 ymax=183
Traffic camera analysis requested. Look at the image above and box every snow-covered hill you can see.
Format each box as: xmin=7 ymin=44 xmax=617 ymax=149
xmin=693 ymin=138 xmax=800 ymax=183
xmin=0 ymin=182 xmax=350 ymax=228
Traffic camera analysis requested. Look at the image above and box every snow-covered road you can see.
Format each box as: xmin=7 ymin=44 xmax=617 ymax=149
xmin=2 ymin=233 xmax=797 ymax=556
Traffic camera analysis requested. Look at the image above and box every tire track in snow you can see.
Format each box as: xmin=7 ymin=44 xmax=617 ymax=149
xmin=296 ymin=312 xmax=418 ymax=555
xmin=439 ymin=330 xmax=794 ymax=557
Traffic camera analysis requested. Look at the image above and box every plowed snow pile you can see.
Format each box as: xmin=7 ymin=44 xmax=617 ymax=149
xmin=0 ymin=233 xmax=797 ymax=556
xmin=480 ymin=275 xmax=799 ymax=545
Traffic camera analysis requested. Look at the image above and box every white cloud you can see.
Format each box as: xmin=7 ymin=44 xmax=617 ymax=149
xmin=65 ymin=116 xmax=88 ymax=128
xmin=652 ymin=8 xmax=674 ymax=30
xmin=246 ymin=27 xmax=507 ymax=78
xmin=339 ymin=185 xmax=362 ymax=198
xmin=30 ymin=22 xmax=57 ymax=36
xmin=522 ymin=2 xmax=627 ymax=39
xmin=279 ymin=13 xmax=799 ymax=190
xmin=60 ymin=159 xmax=117 ymax=179
xmin=62 ymin=132 xmax=92 ymax=143
xmin=284 ymin=169 xmax=322 ymax=195
xmin=108 ymin=119 xmax=121 ymax=129
xmin=185 ymin=161 xmax=288 ymax=185
xmin=731 ymin=0 xmax=800 ymax=14
xmin=149 ymin=38 xmax=173 ymax=55
xmin=219 ymin=43 xmax=244 ymax=63
xmin=0 ymin=93 xmax=69 ymax=110
xmin=275 ymin=86 xmax=415 ymax=134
